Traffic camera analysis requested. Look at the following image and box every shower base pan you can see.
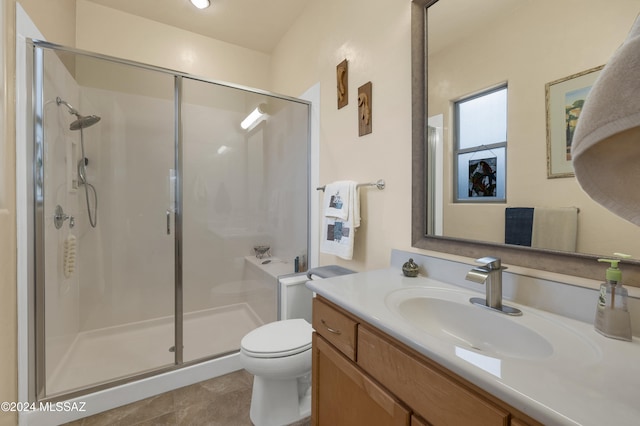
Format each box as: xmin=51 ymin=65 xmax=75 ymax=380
xmin=46 ymin=302 xmax=262 ymax=396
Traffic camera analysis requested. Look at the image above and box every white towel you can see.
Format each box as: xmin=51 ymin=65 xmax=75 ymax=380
xmin=531 ymin=207 xmax=578 ymax=252
xmin=320 ymin=181 xmax=360 ymax=260
xmin=323 ymin=180 xmax=353 ymax=220
xmin=571 ymin=16 xmax=640 ymax=226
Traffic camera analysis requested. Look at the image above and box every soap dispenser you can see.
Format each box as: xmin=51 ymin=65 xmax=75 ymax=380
xmin=594 ymin=254 xmax=632 ymax=341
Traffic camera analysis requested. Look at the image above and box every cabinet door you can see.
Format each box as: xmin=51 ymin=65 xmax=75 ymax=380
xmin=511 ymin=419 xmax=533 ymax=426
xmin=411 ymin=414 xmax=431 ymax=426
xmin=358 ymin=326 xmax=509 ymax=426
xmin=312 ymin=333 xmax=410 ymax=426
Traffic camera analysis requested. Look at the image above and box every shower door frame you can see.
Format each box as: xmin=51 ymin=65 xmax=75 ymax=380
xmin=27 ymin=39 xmax=312 ymax=403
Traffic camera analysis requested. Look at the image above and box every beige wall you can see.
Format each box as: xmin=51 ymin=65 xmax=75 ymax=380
xmin=17 ymin=0 xmax=75 ymax=46
xmin=18 ymin=0 xmax=273 ymax=87
xmin=271 ymin=0 xmax=414 ymax=271
xmin=1 ymin=0 xmax=17 ymax=424
xmin=75 ymin=0 xmax=271 ymax=90
xmin=18 ymin=0 xmax=76 ymax=74
xmin=73 ymin=0 xmax=417 ymax=272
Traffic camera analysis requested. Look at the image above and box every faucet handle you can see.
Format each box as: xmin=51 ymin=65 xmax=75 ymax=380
xmin=475 ymin=256 xmax=502 ymax=270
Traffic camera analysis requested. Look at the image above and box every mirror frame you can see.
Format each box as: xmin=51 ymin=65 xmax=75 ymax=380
xmin=410 ymin=0 xmax=640 ymax=284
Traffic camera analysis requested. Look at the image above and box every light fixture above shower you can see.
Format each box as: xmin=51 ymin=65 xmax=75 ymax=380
xmin=190 ymin=0 xmax=211 ymax=9
xmin=241 ymin=104 xmax=268 ymax=131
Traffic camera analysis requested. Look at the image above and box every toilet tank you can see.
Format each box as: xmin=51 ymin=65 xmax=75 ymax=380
xmin=277 ymin=273 xmax=314 ymax=323
xmin=277 ymin=266 xmax=356 ymax=323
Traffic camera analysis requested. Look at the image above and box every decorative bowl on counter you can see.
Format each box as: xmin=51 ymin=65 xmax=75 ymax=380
xmin=254 ymin=245 xmax=271 ymax=259
xmin=402 ymin=258 xmax=419 ymax=277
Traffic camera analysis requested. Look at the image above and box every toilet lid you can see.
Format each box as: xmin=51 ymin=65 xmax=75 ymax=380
xmin=241 ymin=319 xmax=312 ymax=358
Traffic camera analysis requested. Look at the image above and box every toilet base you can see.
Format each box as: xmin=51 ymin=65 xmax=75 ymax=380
xmin=249 ymin=373 xmax=311 ymax=426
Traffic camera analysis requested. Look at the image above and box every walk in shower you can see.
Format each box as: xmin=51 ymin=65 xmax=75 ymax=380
xmin=27 ymin=41 xmax=310 ymax=401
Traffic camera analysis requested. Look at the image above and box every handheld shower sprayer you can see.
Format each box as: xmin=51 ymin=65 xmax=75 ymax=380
xmin=77 ymin=158 xmax=89 ymax=185
xmin=56 ymin=96 xmax=102 ymax=228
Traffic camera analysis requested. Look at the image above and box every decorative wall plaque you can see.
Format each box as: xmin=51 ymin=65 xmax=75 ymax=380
xmin=336 ymin=60 xmax=348 ymax=109
xmin=358 ymin=81 xmax=372 ymax=136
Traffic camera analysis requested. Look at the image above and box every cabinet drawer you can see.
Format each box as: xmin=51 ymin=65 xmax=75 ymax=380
xmin=358 ymin=326 xmax=509 ymax=426
xmin=312 ymin=297 xmax=358 ymax=360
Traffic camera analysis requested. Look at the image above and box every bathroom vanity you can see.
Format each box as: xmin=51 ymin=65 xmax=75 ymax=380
xmin=307 ymin=252 xmax=640 ymax=426
xmin=311 ymin=296 xmax=540 ymax=426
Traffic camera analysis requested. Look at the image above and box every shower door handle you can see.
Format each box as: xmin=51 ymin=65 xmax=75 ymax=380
xmin=166 ymin=209 xmax=171 ymax=235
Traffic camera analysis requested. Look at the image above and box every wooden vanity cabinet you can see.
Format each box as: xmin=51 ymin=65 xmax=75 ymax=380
xmin=358 ymin=325 xmax=508 ymax=426
xmin=311 ymin=297 xmax=409 ymax=425
xmin=410 ymin=415 xmax=430 ymax=426
xmin=312 ymin=296 xmax=543 ymax=426
xmin=312 ymin=333 xmax=411 ymax=425
xmin=312 ymin=296 xmax=358 ymax=360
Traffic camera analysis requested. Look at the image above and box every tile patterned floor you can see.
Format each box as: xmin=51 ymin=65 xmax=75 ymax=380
xmin=64 ymin=370 xmax=311 ymax=426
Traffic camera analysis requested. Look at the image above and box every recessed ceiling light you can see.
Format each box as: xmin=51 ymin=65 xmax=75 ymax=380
xmin=190 ymin=0 xmax=210 ymax=9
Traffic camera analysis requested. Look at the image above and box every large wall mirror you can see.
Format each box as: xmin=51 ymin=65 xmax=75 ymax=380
xmin=411 ymin=0 xmax=640 ymax=283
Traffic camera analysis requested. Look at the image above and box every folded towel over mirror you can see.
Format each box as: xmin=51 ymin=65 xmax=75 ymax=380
xmin=505 ymin=206 xmax=578 ymax=252
xmin=531 ymin=207 xmax=578 ymax=252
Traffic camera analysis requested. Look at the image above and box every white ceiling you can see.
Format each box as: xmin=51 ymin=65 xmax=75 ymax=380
xmin=85 ymin=0 xmax=311 ymax=53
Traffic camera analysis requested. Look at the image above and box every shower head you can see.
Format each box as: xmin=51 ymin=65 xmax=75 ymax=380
xmin=70 ymin=115 xmax=101 ymax=130
xmin=56 ymin=96 xmax=101 ymax=130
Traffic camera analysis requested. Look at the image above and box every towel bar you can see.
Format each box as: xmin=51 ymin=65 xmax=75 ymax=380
xmin=316 ymin=179 xmax=385 ymax=192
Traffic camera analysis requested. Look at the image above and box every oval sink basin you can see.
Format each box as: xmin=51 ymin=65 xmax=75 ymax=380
xmin=385 ymin=287 xmax=599 ymax=362
xmin=394 ymin=296 xmax=552 ymax=359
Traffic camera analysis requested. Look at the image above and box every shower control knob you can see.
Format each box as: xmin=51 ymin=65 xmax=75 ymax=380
xmin=54 ymin=205 xmax=71 ymax=230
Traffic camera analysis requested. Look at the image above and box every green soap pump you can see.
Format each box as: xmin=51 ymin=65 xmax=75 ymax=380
xmin=594 ymin=253 xmax=632 ymax=341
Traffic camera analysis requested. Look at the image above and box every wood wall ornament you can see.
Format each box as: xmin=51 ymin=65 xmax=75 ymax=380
xmin=358 ymin=82 xmax=372 ymax=136
xmin=337 ymin=60 xmax=348 ymax=109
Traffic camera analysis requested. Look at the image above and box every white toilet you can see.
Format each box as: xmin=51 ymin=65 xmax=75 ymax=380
xmin=240 ymin=274 xmax=314 ymax=426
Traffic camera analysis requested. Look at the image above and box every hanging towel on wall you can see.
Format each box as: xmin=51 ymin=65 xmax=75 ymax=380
xmin=323 ymin=180 xmax=352 ymax=220
xmin=531 ymin=207 xmax=579 ymax=252
xmin=320 ymin=181 xmax=360 ymax=260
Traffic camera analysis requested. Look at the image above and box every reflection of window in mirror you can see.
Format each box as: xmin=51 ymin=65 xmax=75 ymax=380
xmin=427 ymin=115 xmax=443 ymax=236
xmin=454 ymin=85 xmax=507 ymax=202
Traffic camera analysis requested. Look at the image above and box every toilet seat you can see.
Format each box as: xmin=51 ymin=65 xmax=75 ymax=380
xmin=241 ymin=319 xmax=312 ymax=358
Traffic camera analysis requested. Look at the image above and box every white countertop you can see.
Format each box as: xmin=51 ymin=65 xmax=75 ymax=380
xmin=306 ymin=268 xmax=640 ymax=426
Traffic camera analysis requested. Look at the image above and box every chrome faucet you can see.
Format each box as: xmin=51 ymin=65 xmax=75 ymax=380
xmin=466 ymin=257 xmax=522 ymax=316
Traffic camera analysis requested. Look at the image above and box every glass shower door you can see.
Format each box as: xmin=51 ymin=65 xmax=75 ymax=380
xmin=179 ymin=77 xmax=310 ymax=363
xmin=37 ymin=46 xmax=177 ymax=397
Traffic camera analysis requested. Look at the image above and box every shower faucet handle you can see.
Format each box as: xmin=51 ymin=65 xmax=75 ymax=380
xmin=54 ymin=205 xmax=72 ymax=229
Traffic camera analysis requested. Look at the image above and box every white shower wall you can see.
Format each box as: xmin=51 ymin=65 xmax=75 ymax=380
xmin=77 ymin=87 xmax=176 ymax=331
